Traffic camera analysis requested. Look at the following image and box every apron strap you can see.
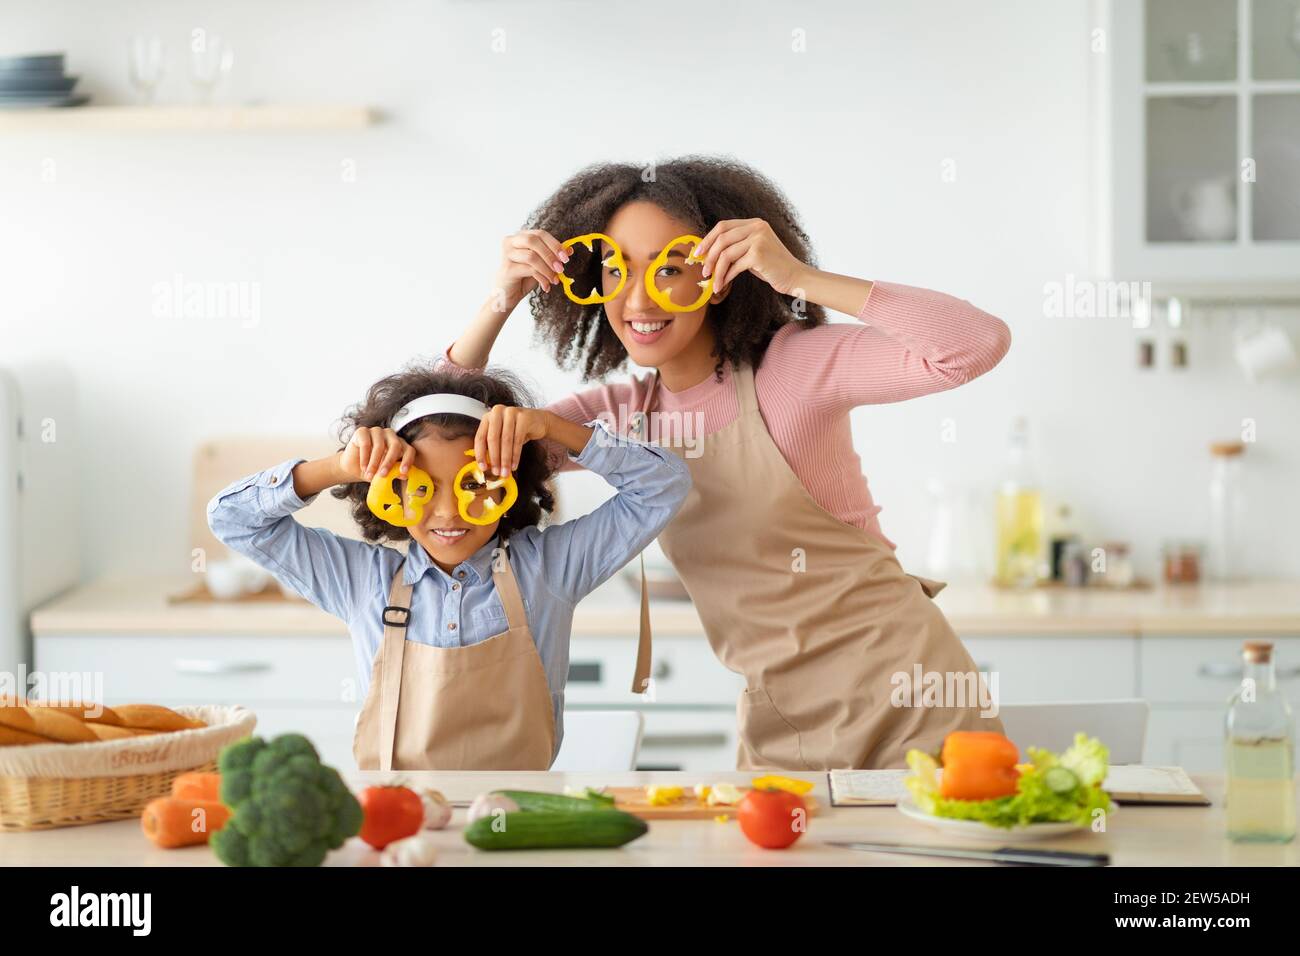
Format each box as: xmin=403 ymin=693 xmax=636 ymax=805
xmin=734 ymin=362 xmax=759 ymax=415
xmin=631 ymin=551 xmax=652 ymax=694
xmin=630 ymin=374 xmax=657 ymax=695
xmin=491 ymin=544 xmax=528 ymax=631
xmin=376 ymin=561 xmax=413 ymax=773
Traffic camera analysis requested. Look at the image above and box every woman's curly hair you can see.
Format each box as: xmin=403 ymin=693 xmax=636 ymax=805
xmin=331 ymin=363 xmax=555 ymax=543
xmin=525 ymin=155 xmax=826 ymax=381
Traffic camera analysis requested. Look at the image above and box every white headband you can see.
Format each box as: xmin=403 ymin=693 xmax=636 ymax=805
xmin=389 ymin=393 xmax=489 ymax=431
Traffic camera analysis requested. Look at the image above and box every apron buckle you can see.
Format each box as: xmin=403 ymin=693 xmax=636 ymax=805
xmin=382 ymin=606 xmax=411 ymax=628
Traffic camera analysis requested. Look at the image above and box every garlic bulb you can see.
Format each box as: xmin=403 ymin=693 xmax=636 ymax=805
xmin=420 ymin=788 xmax=452 ymax=830
xmin=380 ymin=833 xmax=439 ymax=867
xmin=467 ymin=793 xmax=518 ymax=823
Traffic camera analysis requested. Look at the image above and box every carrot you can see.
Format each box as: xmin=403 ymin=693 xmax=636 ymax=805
xmin=172 ymin=771 xmax=222 ymax=802
xmin=141 ymin=798 xmax=230 ymax=848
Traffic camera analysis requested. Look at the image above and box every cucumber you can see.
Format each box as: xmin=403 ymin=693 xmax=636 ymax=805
xmin=1043 ymin=766 xmax=1079 ymax=794
xmin=490 ymin=789 xmax=615 ymax=813
xmin=463 ymin=809 xmax=647 ymax=851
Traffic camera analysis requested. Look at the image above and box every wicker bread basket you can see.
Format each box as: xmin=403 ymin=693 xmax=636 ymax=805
xmin=0 ymin=704 xmax=256 ymax=831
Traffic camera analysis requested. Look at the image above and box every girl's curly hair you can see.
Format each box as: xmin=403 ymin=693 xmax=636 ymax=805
xmin=525 ymin=155 xmax=826 ymax=382
xmin=331 ymin=363 xmax=555 ymax=543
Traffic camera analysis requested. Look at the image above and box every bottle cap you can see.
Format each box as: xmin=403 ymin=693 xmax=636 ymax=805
xmin=1242 ymin=641 xmax=1273 ymax=663
xmin=1210 ymin=441 xmax=1245 ymax=457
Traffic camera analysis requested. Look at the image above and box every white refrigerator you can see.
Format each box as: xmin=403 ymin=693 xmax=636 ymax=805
xmin=0 ymin=362 xmax=80 ymax=683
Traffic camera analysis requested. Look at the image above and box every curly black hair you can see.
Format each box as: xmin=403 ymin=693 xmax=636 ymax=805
xmin=524 ymin=155 xmax=827 ymax=382
xmin=331 ymin=363 xmax=555 ymax=543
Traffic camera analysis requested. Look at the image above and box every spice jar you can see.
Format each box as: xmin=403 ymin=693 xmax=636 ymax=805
xmin=1101 ymin=541 xmax=1134 ymax=588
xmin=1162 ymin=540 xmax=1202 ymax=584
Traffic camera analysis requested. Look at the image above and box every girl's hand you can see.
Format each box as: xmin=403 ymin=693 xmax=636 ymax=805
xmin=494 ymin=229 xmax=571 ymax=308
xmin=474 ymin=406 xmax=551 ymax=478
xmin=693 ymin=218 xmax=809 ymax=297
xmin=339 ymin=426 xmax=416 ymax=483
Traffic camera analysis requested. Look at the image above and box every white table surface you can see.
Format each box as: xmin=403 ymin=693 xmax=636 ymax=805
xmin=2 ymin=770 xmax=1296 ymax=867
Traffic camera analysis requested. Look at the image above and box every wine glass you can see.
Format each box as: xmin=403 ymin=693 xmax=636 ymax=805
xmin=190 ymin=32 xmax=233 ymax=104
xmin=128 ymin=36 xmax=166 ymax=104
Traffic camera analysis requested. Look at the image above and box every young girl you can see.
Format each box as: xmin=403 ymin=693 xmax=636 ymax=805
xmin=448 ymin=156 xmax=1011 ymax=771
xmin=207 ymin=363 xmax=690 ymax=771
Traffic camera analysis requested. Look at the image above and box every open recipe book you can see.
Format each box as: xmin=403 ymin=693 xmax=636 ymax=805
xmin=828 ymin=765 xmax=1211 ymax=807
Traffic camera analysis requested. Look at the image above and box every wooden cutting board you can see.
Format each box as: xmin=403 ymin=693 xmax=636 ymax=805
xmin=606 ymin=786 xmax=820 ymax=820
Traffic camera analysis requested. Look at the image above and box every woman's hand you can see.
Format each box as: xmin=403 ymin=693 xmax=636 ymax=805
xmin=693 ymin=218 xmax=810 ymax=297
xmin=475 ymin=407 xmax=593 ymax=477
xmin=494 ymin=229 xmax=571 ymax=308
xmin=339 ymin=426 xmax=416 ymax=483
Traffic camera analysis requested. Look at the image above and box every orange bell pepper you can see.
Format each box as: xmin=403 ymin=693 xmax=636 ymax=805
xmin=938 ymin=731 xmax=1021 ymax=801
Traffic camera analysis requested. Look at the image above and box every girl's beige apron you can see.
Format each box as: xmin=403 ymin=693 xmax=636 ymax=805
xmin=638 ymin=362 xmax=1003 ymax=770
xmin=352 ymin=546 xmax=556 ymax=771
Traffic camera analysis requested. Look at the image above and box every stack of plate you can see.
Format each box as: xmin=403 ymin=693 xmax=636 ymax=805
xmin=0 ymin=53 xmax=89 ymax=109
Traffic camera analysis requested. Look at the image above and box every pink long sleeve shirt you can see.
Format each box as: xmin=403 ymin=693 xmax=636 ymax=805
xmin=444 ymin=280 xmax=1010 ymax=549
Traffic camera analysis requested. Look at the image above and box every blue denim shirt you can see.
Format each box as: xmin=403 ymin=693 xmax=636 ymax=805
xmin=207 ymin=421 xmax=691 ymax=759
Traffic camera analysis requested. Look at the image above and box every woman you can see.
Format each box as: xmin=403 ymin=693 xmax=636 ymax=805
xmin=444 ymin=156 xmax=1010 ymax=770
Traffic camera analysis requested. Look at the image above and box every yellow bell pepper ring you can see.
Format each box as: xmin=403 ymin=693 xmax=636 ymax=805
xmin=453 ymin=449 xmax=519 ymax=526
xmin=366 ymin=464 xmax=434 ymax=528
xmin=556 ymin=233 xmax=627 ymax=306
xmin=645 ymin=233 xmax=712 ymax=314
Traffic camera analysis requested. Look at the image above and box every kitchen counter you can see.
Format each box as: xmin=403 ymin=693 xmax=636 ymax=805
xmin=30 ymin=575 xmax=1300 ymax=637
xmin=1 ymin=771 xmax=1294 ymax=867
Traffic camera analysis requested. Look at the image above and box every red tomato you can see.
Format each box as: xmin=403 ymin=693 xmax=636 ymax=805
xmin=358 ymin=785 xmax=425 ymax=849
xmin=737 ymin=788 xmax=807 ymax=849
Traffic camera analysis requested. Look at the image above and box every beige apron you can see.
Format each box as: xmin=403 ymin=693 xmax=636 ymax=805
xmin=352 ymin=544 xmax=557 ymax=771
xmin=640 ymin=362 xmax=1004 ymax=770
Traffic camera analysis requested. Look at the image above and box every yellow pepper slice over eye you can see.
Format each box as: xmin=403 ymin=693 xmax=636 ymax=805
xmin=366 ymin=465 xmax=435 ymax=528
xmin=645 ymin=233 xmax=712 ymax=314
xmin=556 ymin=233 xmax=627 ymax=306
xmin=453 ymin=448 xmax=519 ymax=527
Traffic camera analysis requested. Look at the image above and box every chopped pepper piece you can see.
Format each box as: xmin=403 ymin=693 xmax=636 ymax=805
xmin=645 ymin=785 xmax=684 ymax=806
xmin=453 ymin=449 xmax=519 ymax=527
xmin=366 ymin=465 xmax=435 ymax=528
xmin=750 ymin=775 xmax=815 ymax=797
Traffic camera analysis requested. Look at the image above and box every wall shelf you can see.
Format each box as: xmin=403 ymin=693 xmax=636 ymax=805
xmin=0 ymin=104 xmax=375 ymax=131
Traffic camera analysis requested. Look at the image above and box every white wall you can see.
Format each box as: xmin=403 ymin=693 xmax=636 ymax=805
xmin=1 ymin=0 xmax=1296 ymax=580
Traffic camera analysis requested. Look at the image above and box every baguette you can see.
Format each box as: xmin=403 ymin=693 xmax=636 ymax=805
xmin=0 ymin=707 xmax=98 ymax=743
xmin=0 ymin=725 xmax=54 ymax=747
xmin=113 ymin=704 xmax=206 ymax=732
xmin=23 ymin=702 xmax=124 ymax=725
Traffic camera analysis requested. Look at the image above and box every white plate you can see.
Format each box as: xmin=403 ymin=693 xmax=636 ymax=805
xmin=896 ymin=797 xmax=1112 ymax=842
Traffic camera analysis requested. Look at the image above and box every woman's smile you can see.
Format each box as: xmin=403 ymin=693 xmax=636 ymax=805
xmin=625 ymin=315 xmax=674 ymax=345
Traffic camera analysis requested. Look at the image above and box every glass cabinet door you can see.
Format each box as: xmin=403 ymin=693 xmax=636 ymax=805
xmin=1251 ymin=92 xmax=1300 ymax=240
xmin=1146 ymin=0 xmax=1239 ymax=82
xmin=1139 ymin=0 xmax=1300 ymax=248
xmin=1251 ymin=0 xmax=1300 ymax=80
xmin=1146 ymin=95 xmax=1238 ymax=242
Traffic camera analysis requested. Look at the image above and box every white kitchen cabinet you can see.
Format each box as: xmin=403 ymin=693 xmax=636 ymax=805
xmin=961 ymin=635 xmax=1139 ymax=702
xmin=36 ymin=634 xmax=357 ymax=704
xmin=36 ymin=632 xmax=362 ymax=769
xmin=1139 ymin=634 xmax=1300 ymax=703
xmin=1139 ymin=633 xmax=1300 ymax=771
xmin=1095 ymin=0 xmax=1300 ymax=289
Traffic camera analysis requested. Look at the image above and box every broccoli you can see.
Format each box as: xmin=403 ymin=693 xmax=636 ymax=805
xmin=210 ymin=733 xmax=364 ymax=867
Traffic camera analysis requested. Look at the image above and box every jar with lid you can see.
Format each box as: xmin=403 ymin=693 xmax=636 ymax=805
xmin=1208 ymin=441 xmax=1247 ymax=581
xmin=1101 ymin=541 xmax=1134 ymax=588
xmin=1162 ymin=540 xmax=1203 ymax=585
